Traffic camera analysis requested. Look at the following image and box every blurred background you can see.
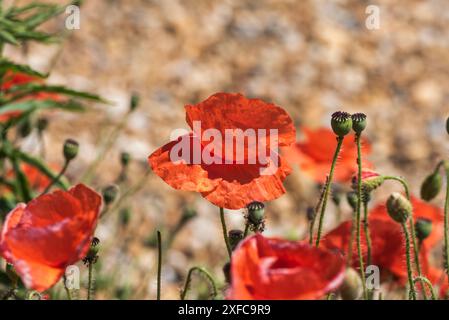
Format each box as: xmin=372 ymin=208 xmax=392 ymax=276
xmin=5 ymin=0 xmax=449 ymax=299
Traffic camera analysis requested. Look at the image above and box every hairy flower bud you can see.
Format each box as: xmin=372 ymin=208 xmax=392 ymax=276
xmin=346 ymin=192 xmax=358 ymax=211
xmin=420 ymin=172 xmax=442 ymax=202
xmin=352 ymin=169 xmax=384 ymax=193
xmin=228 ymin=229 xmax=244 ymax=250
xmin=386 ymin=193 xmax=412 ymax=224
xmin=340 ymin=268 xmax=362 ymax=300
xmin=102 ymin=185 xmax=119 ymax=205
xmin=351 ymin=113 xmax=367 ymax=134
xmin=63 ymin=139 xmax=79 ymax=161
xmin=331 ymin=111 xmax=352 ymax=137
xmin=415 ymin=218 xmax=432 ymax=242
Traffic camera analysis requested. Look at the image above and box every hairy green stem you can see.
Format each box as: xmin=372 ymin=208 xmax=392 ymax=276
xmin=355 ymin=134 xmax=368 ymax=300
xmin=87 ymin=262 xmax=94 ymax=300
xmin=413 ymin=276 xmax=436 ymax=300
xmin=315 ymin=137 xmax=344 ymax=247
xmin=40 ymin=159 xmax=69 ymax=195
xmin=363 ymin=200 xmax=372 ymax=267
xmin=180 ymin=267 xmax=217 ymax=300
xmin=402 ymin=222 xmax=417 ymax=300
xmin=220 ymin=208 xmax=232 ymax=259
xmin=309 ymin=181 xmax=326 ymax=245
xmin=347 ymin=208 xmax=356 ymax=268
xmin=156 ymin=230 xmax=162 ymax=300
xmin=443 ymin=162 xmax=449 ymax=288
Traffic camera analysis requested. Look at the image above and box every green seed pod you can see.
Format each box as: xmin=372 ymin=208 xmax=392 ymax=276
xmin=120 ymin=152 xmax=131 ymax=167
xmin=247 ymin=201 xmax=265 ymax=225
xmin=386 ymin=192 xmax=412 ymax=224
xmin=340 ymin=268 xmax=362 ymax=300
xmin=420 ymin=172 xmax=442 ymax=201
xmin=347 ymin=192 xmax=358 ymax=212
xmin=351 ymin=113 xmax=367 ymax=134
xmin=130 ymin=93 xmax=140 ymax=112
xmin=228 ymin=229 xmax=244 ymax=250
xmin=63 ymin=139 xmax=79 ymax=161
xmin=102 ymin=185 xmax=119 ymax=205
xmin=331 ymin=111 xmax=352 ymax=137
xmin=415 ymin=218 xmax=432 ymax=242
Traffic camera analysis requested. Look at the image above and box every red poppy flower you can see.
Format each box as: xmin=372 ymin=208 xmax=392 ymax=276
xmin=283 ymin=127 xmax=372 ymax=184
xmin=229 ymin=234 xmax=345 ymax=300
xmin=0 ymin=71 xmax=61 ymax=122
xmin=369 ymin=196 xmax=444 ymax=249
xmin=0 ymin=184 xmax=101 ymax=292
xmin=148 ymin=93 xmax=296 ymax=209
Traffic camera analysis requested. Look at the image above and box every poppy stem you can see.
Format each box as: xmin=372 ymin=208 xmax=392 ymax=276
xmin=180 ymin=266 xmax=217 ymax=300
xmin=87 ymin=261 xmax=94 ymax=300
xmin=413 ymin=276 xmax=436 ymax=300
xmin=363 ymin=200 xmax=372 ymax=267
xmin=220 ymin=208 xmax=232 ymax=259
xmin=443 ymin=161 xmax=449 ymax=288
xmin=315 ymin=136 xmax=344 ymax=247
xmin=402 ymin=222 xmax=417 ymax=300
xmin=11 ymin=153 xmax=32 ymax=202
xmin=383 ymin=175 xmax=427 ymax=299
xmin=243 ymin=222 xmax=250 ymax=238
xmin=156 ymin=230 xmax=162 ymax=300
xmin=347 ymin=207 xmax=356 ymax=268
xmin=309 ymin=181 xmax=326 ymax=245
xmin=355 ymin=133 xmax=368 ymax=300
xmin=40 ymin=159 xmax=70 ymax=196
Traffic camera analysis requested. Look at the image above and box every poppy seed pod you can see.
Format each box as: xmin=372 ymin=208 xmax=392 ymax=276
xmin=102 ymin=185 xmax=119 ymax=205
xmin=386 ymin=193 xmax=412 ymax=224
xmin=351 ymin=113 xmax=367 ymax=134
xmin=229 ymin=229 xmax=244 ymax=250
xmin=346 ymin=192 xmax=358 ymax=211
xmin=340 ymin=268 xmax=362 ymax=300
xmin=247 ymin=201 xmax=265 ymax=225
xmin=331 ymin=111 xmax=352 ymax=137
xmin=120 ymin=152 xmax=131 ymax=167
xmin=415 ymin=218 xmax=432 ymax=242
xmin=130 ymin=93 xmax=140 ymax=112
xmin=420 ymin=172 xmax=442 ymax=202
xmin=63 ymin=139 xmax=79 ymax=161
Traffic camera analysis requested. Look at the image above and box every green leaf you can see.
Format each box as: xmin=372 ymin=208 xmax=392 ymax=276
xmin=0 ymin=30 xmax=18 ymax=45
xmin=0 ymin=99 xmax=85 ymax=116
xmin=5 ymin=84 xmax=108 ymax=103
xmin=0 ymin=59 xmax=48 ymax=78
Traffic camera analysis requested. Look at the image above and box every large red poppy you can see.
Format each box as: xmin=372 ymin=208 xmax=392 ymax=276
xmin=0 ymin=71 xmax=61 ymax=122
xmin=0 ymin=184 xmax=101 ymax=292
xmin=148 ymin=93 xmax=296 ymax=209
xmin=283 ymin=127 xmax=372 ymax=184
xmin=229 ymin=234 xmax=345 ymax=300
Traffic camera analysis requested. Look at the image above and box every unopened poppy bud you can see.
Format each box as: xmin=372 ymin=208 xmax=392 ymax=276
xmin=119 ymin=208 xmax=131 ymax=226
xmin=102 ymin=185 xmax=119 ymax=205
xmin=347 ymin=192 xmax=358 ymax=211
xmin=247 ymin=201 xmax=265 ymax=225
xmin=415 ymin=218 xmax=432 ymax=242
xmin=120 ymin=152 xmax=131 ymax=167
xmin=351 ymin=113 xmax=367 ymax=134
xmin=228 ymin=229 xmax=244 ymax=250
xmin=83 ymin=245 xmax=99 ymax=265
xmin=352 ymin=169 xmax=384 ymax=193
xmin=420 ymin=172 xmax=442 ymax=201
xmin=340 ymin=268 xmax=362 ymax=300
xmin=18 ymin=118 xmax=32 ymax=138
xmin=130 ymin=93 xmax=140 ymax=112
xmin=37 ymin=117 xmax=48 ymax=132
xmin=223 ymin=262 xmax=231 ymax=284
xmin=306 ymin=207 xmax=315 ymax=222
xmin=386 ymin=192 xmax=412 ymax=224
xmin=331 ymin=111 xmax=352 ymax=137
xmin=63 ymin=139 xmax=79 ymax=161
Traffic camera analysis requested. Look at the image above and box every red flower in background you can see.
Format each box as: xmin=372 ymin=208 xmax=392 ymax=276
xmin=323 ymin=197 xmax=444 ymax=289
xmin=0 ymin=184 xmax=101 ymax=292
xmin=369 ymin=196 xmax=444 ymax=249
xmin=283 ymin=127 xmax=371 ymax=184
xmin=0 ymin=71 xmax=61 ymax=122
xmin=149 ymin=93 xmax=296 ymax=209
xmin=229 ymin=234 xmax=345 ymax=300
